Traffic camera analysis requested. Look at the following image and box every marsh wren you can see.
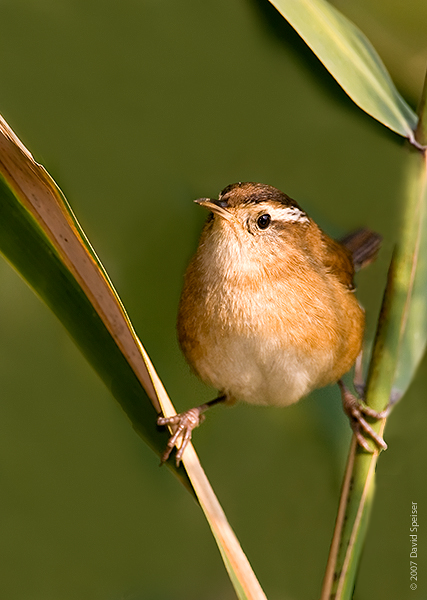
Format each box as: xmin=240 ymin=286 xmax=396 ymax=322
xmin=158 ymin=182 xmax=388 ymax=465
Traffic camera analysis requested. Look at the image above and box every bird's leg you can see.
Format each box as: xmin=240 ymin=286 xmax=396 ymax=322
xmin=338 ymin=349 xmax=391 ymax=451
xmin=157 ymin=394 xmax=227 ymax=466
xmin=338 ymin=379 xmax=390 ymax=452
xmin=353 ymin=350 xmax=365 ymax=398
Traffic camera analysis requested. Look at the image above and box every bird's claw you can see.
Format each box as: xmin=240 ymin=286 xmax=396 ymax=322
xmin=339 ymin=380 xmax=390 ymax=452
xmin=157 ymin=408 xmax=205 ymax=466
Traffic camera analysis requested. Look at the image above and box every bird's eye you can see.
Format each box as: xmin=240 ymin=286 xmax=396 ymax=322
xmin=257 ymin=213 xmax=271 ymax=230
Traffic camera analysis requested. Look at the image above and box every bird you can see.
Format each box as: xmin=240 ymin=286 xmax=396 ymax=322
xmin=158 ymin=182 xmax=388 ymax=465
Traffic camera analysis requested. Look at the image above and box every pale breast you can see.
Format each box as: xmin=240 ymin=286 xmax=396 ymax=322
xmin=182 ymin=329 xmax=335 ymax=407
xmin=177 ymin=263 xmax=361 ymax=406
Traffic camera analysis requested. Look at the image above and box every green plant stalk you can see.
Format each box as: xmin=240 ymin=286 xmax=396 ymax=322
xmin=321 ymin=125 xmax=427 ymax=599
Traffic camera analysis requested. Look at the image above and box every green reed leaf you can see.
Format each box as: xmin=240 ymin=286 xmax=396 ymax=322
xmin=269 ymin=0 xmax=418 ymax=141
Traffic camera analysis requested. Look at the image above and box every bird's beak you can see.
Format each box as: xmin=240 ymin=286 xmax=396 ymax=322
xmin=195 ymin=198 xmax=234 ymax=222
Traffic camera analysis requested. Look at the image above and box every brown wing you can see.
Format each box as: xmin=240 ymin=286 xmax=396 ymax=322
xmin=321 ymin=233 xmax=355 ymax=290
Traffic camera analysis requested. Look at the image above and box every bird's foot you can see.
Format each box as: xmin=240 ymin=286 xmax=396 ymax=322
xmin=338 ymin=380 xmax=390 ymax=452
xmin=157 ymin=395 xmax=227 ymax=466
xmin=157 ymin=407 xmax=206 ymax=466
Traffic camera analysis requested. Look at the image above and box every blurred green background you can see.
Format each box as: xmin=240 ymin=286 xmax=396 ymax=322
xmin=0 ymin=1 xmax=426 ymax=599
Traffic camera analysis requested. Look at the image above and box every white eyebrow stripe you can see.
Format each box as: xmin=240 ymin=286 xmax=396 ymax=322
xmin=266 ymin=205 xmax=309 ymax=223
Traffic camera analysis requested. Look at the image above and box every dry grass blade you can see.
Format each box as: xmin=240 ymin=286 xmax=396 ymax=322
xmin=0 ymin=114 xmax=160 ymax=412
xmin=145 ymin=357 xmax=267 ymax=600
xmin=0 ymin=113 xmax=267 ymax=600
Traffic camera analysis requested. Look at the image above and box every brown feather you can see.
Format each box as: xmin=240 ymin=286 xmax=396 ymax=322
xmin=340 ymin=228 xmax=382 ymax=271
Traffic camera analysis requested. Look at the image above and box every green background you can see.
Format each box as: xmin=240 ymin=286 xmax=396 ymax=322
xmin=0 ymin=1 xmax=426 ymax=599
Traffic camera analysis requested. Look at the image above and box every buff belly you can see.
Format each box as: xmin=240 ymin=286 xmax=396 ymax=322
xmin=181 ymin=328 xmax=336 ymax=407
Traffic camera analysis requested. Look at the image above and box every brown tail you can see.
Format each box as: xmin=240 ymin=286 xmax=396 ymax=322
xmin=340 ymin=228 xmax=382 ymax=271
